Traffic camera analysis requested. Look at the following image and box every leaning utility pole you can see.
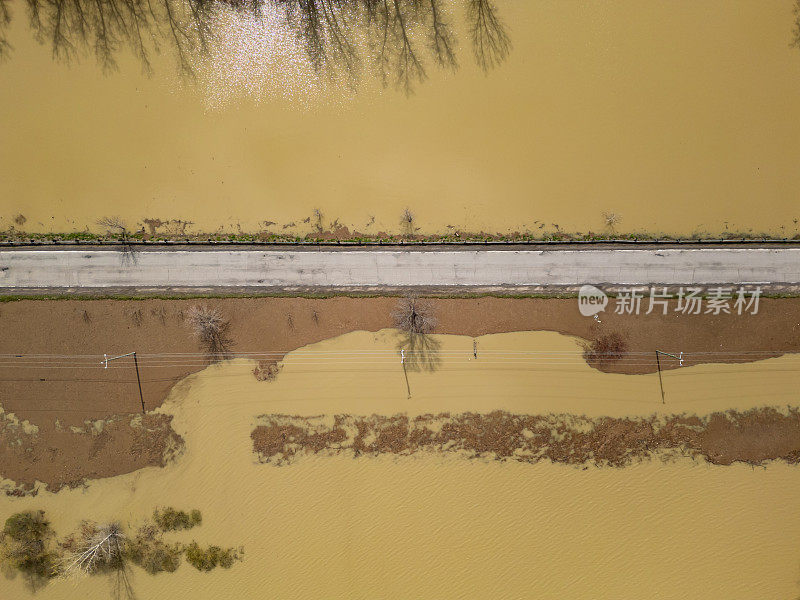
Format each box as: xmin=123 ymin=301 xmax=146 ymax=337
xmin=101 ymin=352 xmax=145 ymax=413
xmin=401 ymin=348 xmax=411 ymax=398
xmin=654 ymin=350 xmax=683 ymax=404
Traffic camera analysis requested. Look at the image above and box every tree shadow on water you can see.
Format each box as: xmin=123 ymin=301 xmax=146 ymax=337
xmin=0 ymin=0 xmax=511 ymax=93
xmin=397 ymin=331 xmax=441 ymax=373
xmin=111 ymin=562 xmax=137 ymax=600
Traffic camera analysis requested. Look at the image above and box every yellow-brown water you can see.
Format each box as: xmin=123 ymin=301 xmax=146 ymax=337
xmin=2 ymin=1 xmax=800 ymax=237
xmin=1 ymin=330 xmax=800 ymax=599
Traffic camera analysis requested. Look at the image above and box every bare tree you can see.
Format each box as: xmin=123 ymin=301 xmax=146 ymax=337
xmin=426 ymin=0 xmax=457 ymax=70
xmin=0 ymin=0 xmax=11 ymax=61
xmin=6 ymin=0 xmax=511 ymax=92
xmin=61 ymin=522 xmax=125 ymax=576
xmin=392 ymin=294 xmax=436 ymax=334
xmin=467 ymin=0 xmax=510 ymax=71
xmin=19 ymin=0 xmax=213 ymax=75
xmin=98 ymin=216 xmax=137 ymax=265
xmin=185 ymin=305 xmax=233 ymax=360
xmin=97 ymin=216 xmax=127 ymax=233
xmin=793 ymin=1 xmax=800 ymax=49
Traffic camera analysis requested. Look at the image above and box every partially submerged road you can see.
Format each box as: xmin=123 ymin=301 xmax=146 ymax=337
xmin=1 ymin=247 xmax=799 ymax=294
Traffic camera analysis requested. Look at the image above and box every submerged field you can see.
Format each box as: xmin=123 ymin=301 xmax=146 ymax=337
xmin=2 ymin=295 xmax=800 ymax=489
xmin=2 ymin=1 xmax=800 ymax=239
xmin=2 ymin=329 xmax=800 ymax=599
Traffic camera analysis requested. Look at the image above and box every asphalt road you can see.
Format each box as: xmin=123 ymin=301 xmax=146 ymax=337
xmin=0 ymin=247 xmax=798 ymax=294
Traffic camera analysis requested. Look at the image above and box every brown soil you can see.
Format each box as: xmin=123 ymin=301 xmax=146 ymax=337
xmin=1 ymin=413 xmax=181 ymax=493
xmin=252 ymin=360 xmax=281 ymax=381
xmin=1 ymin=296 xmax=800 ymax=489
xmin=251 ymin=408 xmax=800 ymax=468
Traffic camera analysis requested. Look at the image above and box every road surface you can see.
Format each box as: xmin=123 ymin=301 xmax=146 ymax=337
xmin=1 ymin=247 xmax=798 ymax=294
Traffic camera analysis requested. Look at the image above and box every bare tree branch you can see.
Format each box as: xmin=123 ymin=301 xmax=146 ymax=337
xmin=467 ymin=0 xmax=509 ymax=71
xmin=392 ymin=294 xmax=436 ymax=334
xmin=8 ymin=0 xmax=512 ymax=92
xmin=185 ymin=305 xmax=234 ymax=361
xmin=426 ymin=0 xmax=456 ymax=70
xmin=0 ymin=0 xmax=12 ymax=60
xmin=60 ymin=522 xmax=125 ymax=576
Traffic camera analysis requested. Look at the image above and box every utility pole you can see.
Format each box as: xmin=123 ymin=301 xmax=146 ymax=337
xmin=102 ymin=352 xmax=145 ymax=413
xmin=654 ymin=350 xmax=683 ymax=404
xmin=401 ymin=348 xmax=411 ymax=398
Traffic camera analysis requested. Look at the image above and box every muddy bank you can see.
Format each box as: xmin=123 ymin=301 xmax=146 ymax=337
xmin=2 ymin=296 xmax=800 ymax=489
xmin=3 ymin=297 xmax=800 ymax=419
xmin=5 ymin=226 xmax=800 ymax=244
xmin=252 ymin=408 xmax=800 ymax=468
xmin=1 ymin=413 xmax=182 ymax=493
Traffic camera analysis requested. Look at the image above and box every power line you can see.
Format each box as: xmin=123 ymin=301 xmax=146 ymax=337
xmin=0 ymin=349 xmax=794 ymax=358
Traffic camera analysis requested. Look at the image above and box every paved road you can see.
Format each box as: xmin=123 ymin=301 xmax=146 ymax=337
xmin=1 ymin=247 xmax=798 ymax=293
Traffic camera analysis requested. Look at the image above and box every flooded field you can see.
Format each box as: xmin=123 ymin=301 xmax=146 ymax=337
xmin=2 ymin=330 xmax=800 ymax=599
xmin=2 ymin=1 xmax=800 ymax=238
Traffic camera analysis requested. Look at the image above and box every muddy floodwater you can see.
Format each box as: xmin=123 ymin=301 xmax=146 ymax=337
xmin=2 ymin=1 xmax=800 ymax=238
xmin=2 ymin=330 xmax=800 ymax=599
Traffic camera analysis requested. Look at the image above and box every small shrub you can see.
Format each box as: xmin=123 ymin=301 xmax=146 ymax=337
xmin=143 ymin=545 xmax=181 ymax=574
xmin=3 ymin=511 xmax=51 ymax=542
xmin=583 ymin=333 xmax=628 ymax=364
xmin=153 ymin=507 xmax=202 ymax=532
xmin=126 ymin=526 xmax=182 ymax=575
xmin=602 ymin=211 xmax=622 ymax=229
xmin=185 ymin=542 xmax=239 ymax=572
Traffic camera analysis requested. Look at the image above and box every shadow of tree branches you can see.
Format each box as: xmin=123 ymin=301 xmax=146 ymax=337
xmin=0 ymin=0 xmax=511 ymax=92
xmin=396 ymin=331 xmax=441 ymax=372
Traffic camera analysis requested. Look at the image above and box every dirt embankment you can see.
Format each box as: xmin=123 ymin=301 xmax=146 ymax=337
xmin=0 ymin=413 xmax=181 ymax=493
xmin=1 ymin=296 xmax=800 ymax=490
xmin=252 ymin=408 xmax=800 ymax=468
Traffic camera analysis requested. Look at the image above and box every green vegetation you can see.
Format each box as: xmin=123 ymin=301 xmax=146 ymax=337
xmin=0 ymin=511 xmax=58 ymax=586
xmin=0 ymin=507 xmax=240 ymax=588
xmin=185 ymin=542 xmax=240 ymax=571
xmin=126 ymin=525 xmax=183 ymax=574
xmin=153 ymin=507 xmax=202 ymax=532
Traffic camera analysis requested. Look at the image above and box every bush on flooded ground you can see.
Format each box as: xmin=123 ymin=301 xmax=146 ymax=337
xmin=583 ymin=332 xmax=628 ymax=365
xmin=125 ymin=524 xmax=182 ymax=574
xmin=1 ymin=506 xmax=241 ymax=590
xmin=153 ymin=507 xmax=202 ymax=532
xmin=185 ymin=542 xmax=240 ymax=571
xmin=0 ymin=510 xmax=58 ymax=587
